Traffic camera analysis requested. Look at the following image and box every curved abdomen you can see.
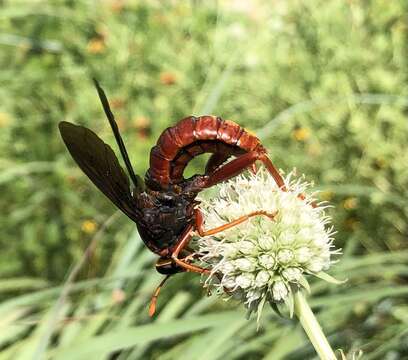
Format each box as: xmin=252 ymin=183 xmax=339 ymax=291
xmin=146 ymin=116 xmax=265 ymax=189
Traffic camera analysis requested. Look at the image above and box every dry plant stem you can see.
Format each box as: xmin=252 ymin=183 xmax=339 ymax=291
xmin=294 ymin=290 xmax=337 ymax=360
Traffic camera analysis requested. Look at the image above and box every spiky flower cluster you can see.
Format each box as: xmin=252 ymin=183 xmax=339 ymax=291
xmin=197 ymin=168 xmax=338 ymax=315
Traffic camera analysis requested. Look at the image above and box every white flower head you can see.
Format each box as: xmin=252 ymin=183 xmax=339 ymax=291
xmin=197 ymin=167 xmax=339 ymax=319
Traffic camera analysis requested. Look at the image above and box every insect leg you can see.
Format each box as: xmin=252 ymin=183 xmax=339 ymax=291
xmin=194 ymin=208 xmax=278 ymax=237
xmin=205 ymin=152 xmax=231 ymax=175
xmin=149 ymin=275 xmax=172 ymax=317
xmin=203 ymin=151 xmax=314 ymax=208
xmin=257 ymin=154 xmax=317 ymax=205
xmin=171 ymin=225 xmax=211 ymax=274
xmin=203 ymin=150 xmax=285 ymax=189
xmin=258 ymin=153 xmax=286 ymax=190
xmin=203 ymin=152 xmax=313 ymax=206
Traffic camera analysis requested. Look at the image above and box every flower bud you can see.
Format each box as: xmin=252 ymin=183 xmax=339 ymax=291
xmin=258 ymin=254 xmax=275 ymax=269
xmin=272 ymin=281 xmax=288 ymax=301
xmin=236 ymin=273 xmax=254 ymax=289
xmin=307 ymin=258 xmax=324 ymax=273
xmin=277 ymin=249 xmax=294 ymax=264
xmin=237 ymin=240 xmax=256 ymax=255
xmin=223 ymin=275 xmax=237 ymax=288
xmin=218 ymin=260 xmax=235 ymax=274
xmin=279 ymin=231 xmax=296 ymax=245
xmin=255 ymin=270 xmax=270 ymax=287
xmin=234 ymin=258 xmax=256 ymax=272
xmin=258 ymin=236 xmax=274 ymax=250
xmin=221 ymin=243 xmax=238 ymax=257
xmin=282 ymin=267 xmax=302 ymax=282
xmin=246 ymin=289 xmax=262 ymax=303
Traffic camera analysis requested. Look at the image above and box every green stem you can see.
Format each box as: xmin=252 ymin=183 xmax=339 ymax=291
xmin=294 ymin=290 xmax=337 ymax=360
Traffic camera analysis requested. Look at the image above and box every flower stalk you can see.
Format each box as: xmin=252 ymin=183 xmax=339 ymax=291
xmin=294 ymin=290 xmax=337 ymax=360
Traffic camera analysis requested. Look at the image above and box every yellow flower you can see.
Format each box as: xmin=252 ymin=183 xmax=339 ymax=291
xmin=87 ymin=38 xmax=105 ymax=54
xmin=293 ymin=127 xmax=310 ymax=141
xmin=81 ymin=220 xmax=97 ymax=234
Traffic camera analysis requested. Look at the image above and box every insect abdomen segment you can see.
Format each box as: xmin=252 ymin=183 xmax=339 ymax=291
xmin=146 ymin=115 xmax=264 ymax=188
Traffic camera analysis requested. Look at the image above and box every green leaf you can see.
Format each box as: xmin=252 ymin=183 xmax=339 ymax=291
xmin=51 ymin=312 xmax=239 ymax=360
xmin=298 ymin=276 xmax=311 ymax=294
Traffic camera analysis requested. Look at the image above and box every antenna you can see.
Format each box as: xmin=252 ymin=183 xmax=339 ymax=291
xmin=93 ymin=79 xmax=143 ymax=191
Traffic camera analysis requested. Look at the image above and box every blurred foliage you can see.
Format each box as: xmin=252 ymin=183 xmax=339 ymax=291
xmin=0 ymin=0 xmax=407 ymax=359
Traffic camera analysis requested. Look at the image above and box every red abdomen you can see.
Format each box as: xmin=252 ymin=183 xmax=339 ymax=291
xmin=146 ymin=116 xmax=264 ymax=189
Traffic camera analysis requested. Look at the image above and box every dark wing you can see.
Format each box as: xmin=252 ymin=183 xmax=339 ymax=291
xmin=59 ymin=121 xmax=140 ymax=222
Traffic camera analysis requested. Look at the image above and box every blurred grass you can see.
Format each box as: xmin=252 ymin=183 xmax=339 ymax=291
xmin=0 ymin=0 xmax=407 ymax=359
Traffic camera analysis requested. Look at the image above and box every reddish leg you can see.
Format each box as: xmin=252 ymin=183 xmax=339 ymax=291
xmin=202 ymin=150 xmax=316 ymax=205
xmin=194 ymin=208 xmax=277 ymax=237
xmin=204 ymin=150 xmax=285 ymax=189
xmin=171 ymin=225 xmax=210 ymax=274
xmin=149 ymin=251 xmax=205 ymax=317
xmin=149 ymin=275 xmax=171 ymax=317
xmin=205 ymin=152 xmax=231 ymax=174
xmin=258 ymin=153 xmax=287 ymax=190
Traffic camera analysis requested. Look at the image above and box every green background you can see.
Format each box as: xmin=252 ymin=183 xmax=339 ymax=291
xmin=0 ymin=0 xmax=407 ymax=359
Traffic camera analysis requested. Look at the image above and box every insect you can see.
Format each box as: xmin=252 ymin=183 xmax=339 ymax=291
xmin=59 ymin=80 xmax=285 ymax=315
